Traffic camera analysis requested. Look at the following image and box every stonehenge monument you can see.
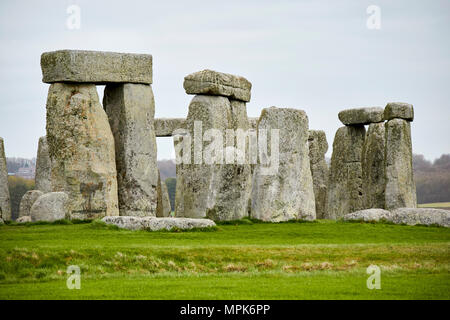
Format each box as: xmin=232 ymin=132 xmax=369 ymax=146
xmin=9 ymin=49 xmax=419 ymax=225
xmin=0 ymin=137 xmax=11 ymax=221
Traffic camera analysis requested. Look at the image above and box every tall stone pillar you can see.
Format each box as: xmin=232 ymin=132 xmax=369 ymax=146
xmin=103 ymin=83 xmax=159 ymax=216
xmin=175 ymin=70 xmax=252 ymax=220
xmin=362 ymin=122 xmax=386 ymax=209
xmin=252 ymin=107 xmax=316 ymax=222
xmin=46 ymin=83 xmax=119 ymax=219
xmin=0 ymin=137 xmax=11 ymax=221
xmin=308 ymin=130 xmax=329 ymax=219
xmin=35 ymin=136 xmax=52 ymax=193
xmin=384 ymin=103 xmax=416 ymax=209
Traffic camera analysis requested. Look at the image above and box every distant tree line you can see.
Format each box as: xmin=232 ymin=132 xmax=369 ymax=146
xmin=413 ymin=154 xmax=450 ymax=204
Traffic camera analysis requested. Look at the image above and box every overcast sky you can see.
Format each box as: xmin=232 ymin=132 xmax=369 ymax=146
xmin=0 ymin=0 xmax=449 ymax=161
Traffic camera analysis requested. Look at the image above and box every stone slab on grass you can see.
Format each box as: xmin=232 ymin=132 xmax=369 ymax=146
xmin=102 ymin=216 xmax=216 ymax=231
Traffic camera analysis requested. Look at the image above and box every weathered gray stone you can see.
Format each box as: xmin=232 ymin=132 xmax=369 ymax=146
xmin=384 ymin=102 xmax=414 ymax=121
xmin=251 ymin=107 xmax=316 ymax=222
xmin=343 ymin=208 xmax=392 ymax=222
xmin=19 ymin=190 xmax=44 ymax=218
xmin=35 ymin=136 xmax=52 ymax=193
xmin=390 ymin=208 xmax=449 ymax=227
xmin=46 ymin=83 xmax=119 ymax=219
xmin=362 ymin=123 xmax=385 ymax=209
xmin=385 ymin=119 xmax=416 ymax=209
xmin=184 ymin=70 xmax=251 ymax=102
xmin=30 ymin=192 xmax=69 ymax=222
xmin=16 ymin=216 xmax=32 ymax=223
xmin=248 ymin=117 xmax=258 ymax=130
xmin=326 ymin=126 xmax=366 ymax=219
xmin=154 ymin=118 xmax=186 ymax=137
xmin=308 ymin=130 xmax=329 ymax=219
xmin=102 ymin=216 xmax=216 ymax=231
xmin=0 ymin=137 xmax=11 ymax=221
xmin=338 ymin=107 xmax=384 ymax=125
xmin=0 ymin=217 xmax=4 ymax=224
xmin=175 ymin=95 xmax=252 ymax=221
xmin=103 ymin=83 xmax=158 ymax=217
xmin=156 ymin=171 xmax=172 ymax=217
xmin=41 ymin=50 xmax=152 ymax=84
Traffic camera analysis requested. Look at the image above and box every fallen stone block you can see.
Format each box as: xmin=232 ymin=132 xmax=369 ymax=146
xmin=102 ymin=216 xmax=216 ymax=231
xmin=41 ymin=50 xmax=153 ymax=84
xmin=338 ymin=107 xmax=384 ymax=125
xmin=30 ymin=192 xmax=70 ymax=222
xmin=343 ymin=208 xmax=392 ymax=222
xmin=384 ymin=102 xmax=414 ymax=121
xmin=184 ymin=69 xmax=251 ymax=102
xmin=390 ymin=208 xmax=449 ymax=227
xmin=16 ymin=216 xmax=32 ymax=223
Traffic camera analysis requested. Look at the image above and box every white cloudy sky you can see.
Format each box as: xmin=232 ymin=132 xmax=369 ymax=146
xmin=0 ymin=0 xmax=449 ymax=161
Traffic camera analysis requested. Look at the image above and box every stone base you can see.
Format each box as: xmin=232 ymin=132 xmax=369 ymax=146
xmin=102 ymin=216 xmax=216 ymax=231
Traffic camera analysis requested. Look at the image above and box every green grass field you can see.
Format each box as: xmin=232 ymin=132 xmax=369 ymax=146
xmin=0 ymin=219 xmax=449 ymax=299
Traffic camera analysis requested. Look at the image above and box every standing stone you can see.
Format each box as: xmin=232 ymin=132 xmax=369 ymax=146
xmin=19 ymin=190 xmax=44 ymax=218
xmin=326 ymin=125 xmax=366 ymax=219
xmin=46 ymin=83 xmax=119 ymax=219
xmin=385 ymin=119 xmax=416 ymax=209
xmin=35 ymin=136 xmax=52 ymax=193
xmin=251 ymin=107 xmax=315 ymax=222
xmin=175 ymin=95 xmax=252 ymax=220
xmin=308 ymin=130 xmax=329 ymax=219
xmin=103 ymin=83 xmax=159 ymax=216
xmin=156 ymin=171 xmax=172 ymax=217
xmin=0 ymin=138 xmax=11 ymax=221
xmin=362 ymin=122 xmax=386 ymax=209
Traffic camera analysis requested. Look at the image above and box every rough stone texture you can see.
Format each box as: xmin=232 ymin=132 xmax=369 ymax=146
xmin=18 ymin=190 xmax=44 ymax=218
xmin=156 ymin=171 xmax=172 ymax=217
xmin=35 ymin=136 xmax=52 ymax=193
xmin=326 ymin=126 xmax=366 ymax=219
xmin=390 ymin=208 xmax=449 ymax=227
xmin=46 ymin=83 xmax=119 ymax=219
xmin=175 ymin=95 xmax=252 ymax=221
xmin=338 ymin=107 xmax=384 ymax=125
xmin=384 ymin=102 xmax=414 ymax=121
xmin=251 ymin=107 xmax=316 ymax=222
xmin=104 ymin=83 xmax=158 ymax=217
xmin=102 ymin=216 xmax=216 ymax=231
xmin=248 ymin=117 xmax=258 ymax=130
xmin=154 ymin=118 xmax=186 ymax=137
xmin=308 ymin=130 xmax=329 ymax=219
xmin=0 ymin=137 xmax=11 ymax=221
xmin=184 ymin=70 xmax=252 ymax=102
xmin=16 ymin=216 xmax=32 ymax=223
xmin=0 ymin=217 xmax=4 ymax=224
xmin=30 ymin=192 xmax=69 ymax=222
xmin=362 ymin=123 xmax=386 ymax=209
xmin=343 ymin=209 xmax=392 ymax=222
xmin=41 ymin=50 xmax=152 ymax=84
xmin=385 ymin=119 xmax=417 ymax=209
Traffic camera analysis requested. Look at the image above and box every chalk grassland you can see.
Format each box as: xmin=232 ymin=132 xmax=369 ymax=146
xmin=0 ymin=220 xmax=449 ymax=299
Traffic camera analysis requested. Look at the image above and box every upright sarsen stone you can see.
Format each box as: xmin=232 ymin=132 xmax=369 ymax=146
xmin=46 ymin=83 xmax=119 ymax=219
xmin=326 ymin=126 xmax=366 ymax=219
xmin=0 ymin=138 xmax=11 ymax=221
xmin=103 ymin=83 xmax=159 ymax=216
xmin=251 ymin=107 xmax=315 ymax=222
xmin=308 ymin=130 xmax=329 ymax=219
xmin=385 ymin=119 xmax=416 ymax=209
xmin=35 ymin=136 xmax=52 ymax=193
xmin=156 ymin=171 xmax=172 ymax=217
xmin=362 ymin=122 xmax=386 ymax=209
